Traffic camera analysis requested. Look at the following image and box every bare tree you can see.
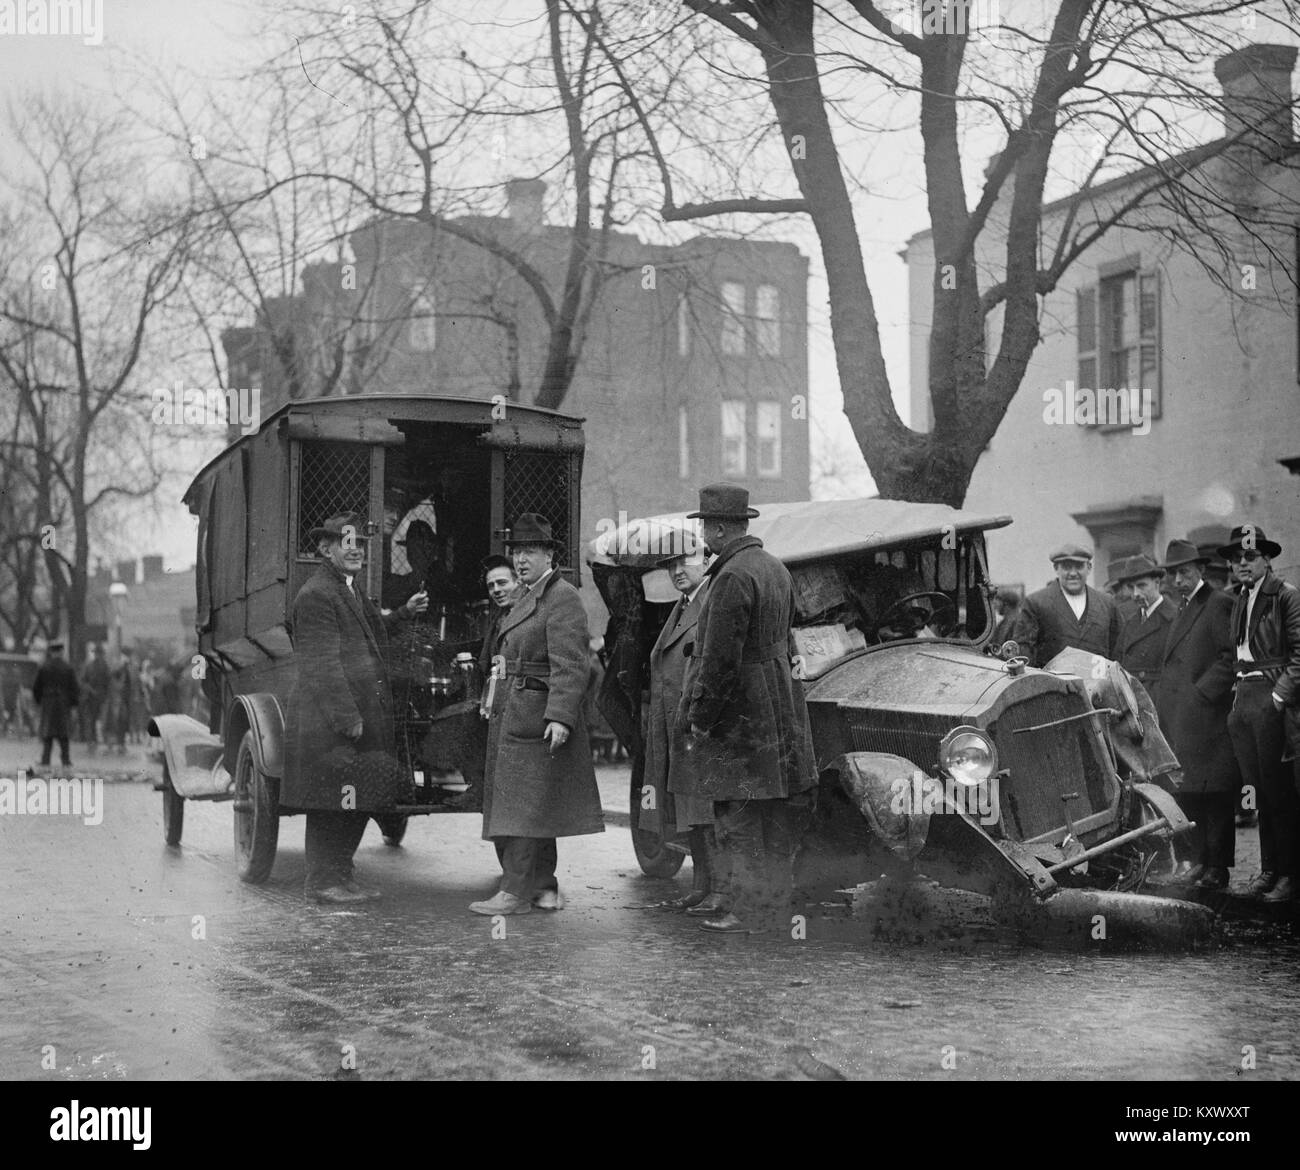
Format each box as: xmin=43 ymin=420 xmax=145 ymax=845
xmin=600 ymin=0 xmax=1300 ymax=504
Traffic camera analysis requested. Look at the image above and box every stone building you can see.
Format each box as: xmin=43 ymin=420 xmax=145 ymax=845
xmin=904 ymin=43 xmax=1300 ymax=591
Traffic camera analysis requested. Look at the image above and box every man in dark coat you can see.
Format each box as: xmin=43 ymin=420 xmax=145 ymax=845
xmin=283 ymin=512 xmax=427 ymax=904
xmin=1011 ymin=543 xmax=1121 ymax=668
xmin=1221 ymin=524 xmax=1300 ymax=903
xmin=681 ymin=483 xmax=817 ymax=934
xmin=1155 ymin=540 xmax=1239 ymax=889
xmin=643 ymin=538 xmax=730 ymax=915
xmin=473 ymin=514 xmax=604 ymax=916
xmin=1115 ymin=554 xmax=1177 ymax=694
xmin=80 ymin=642 xmax=109 ymax=751
xmin=34 ymin=642 xmax=79 ymax=769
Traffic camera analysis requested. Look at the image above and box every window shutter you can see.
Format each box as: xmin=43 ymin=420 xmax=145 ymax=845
xmin=1139 ymin=268 xmax=1161 ymax=420
xmin=1076 ymin=285 xmax=1098 ymax=417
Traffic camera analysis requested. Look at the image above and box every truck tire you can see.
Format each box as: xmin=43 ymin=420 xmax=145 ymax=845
xmin=161 ymin=761 xmax=184 ymax=847
xmin=233 ymin=730 xmax=279 ymax=884
xmin=630 ymin=773 xmax=686 ymax=878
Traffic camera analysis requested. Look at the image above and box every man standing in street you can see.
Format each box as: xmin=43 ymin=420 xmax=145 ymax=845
xmin=1221 ymin=525 xmax=1300 ymax=903
xmin=642 ymin=537 xmax=729 ymax=915
xmin=33 ymin=641 xmax=79 ymax=771
xmin=1115 ymin=554 xmax=1177 ymax=695
xmin=473 ymin=514 xmax=604 ymax=916
xmin=682 ymin=483 xmax=817 ymax=935
xmin=80 ymin=642 xmax=109 ymax=754
xmin=283 ymin=513 xmax=427 ymax=905
xmin=1155 ymin=540 xmax=1239 ymax=890
xmin=1011 ymin=543 xmax=1121 ymax=668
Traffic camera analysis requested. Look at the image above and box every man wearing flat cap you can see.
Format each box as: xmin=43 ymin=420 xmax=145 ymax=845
xmin=1155 ymin=539 xmax=1239 ymax=889
xmin=1010 ymin=543 xmax=1121 ymax=669
xmin=283 ymin=512 xmax=428 ymax=904
xmin=473 ymin=513 xmax=604 ymax=916
xmin=680 ymin=483 xmax=817 ymax=934
xmin=34 ymin=641 xmax=79 ymax=771
xmin=1114 ymin=555 xmax=1176 ymax=693
xmin=1220 ymin=524 xmax=1300 ymax=902
xmin=642 ymin=535 xmax=730 ymax=915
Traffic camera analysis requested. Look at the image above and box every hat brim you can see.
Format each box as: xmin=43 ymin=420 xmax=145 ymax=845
xmin=1116 ymin=569 xmax=1165 ymax=585
xmin=1217 ymin=540 xmax=1281 ymax=560
xmin=1160 ymin=553 xmax=1209 ymax=571
xmin=504 ymin=537 xmax=561 ymax=548
xmin=685 ymin=508 xmax=759 ymax=519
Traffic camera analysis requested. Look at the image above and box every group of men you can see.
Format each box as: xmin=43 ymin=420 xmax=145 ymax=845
xmin=287 ymin=483 xmax=816 ymax=934
xmin=1005 ymin=525 xmax=1300 ymax=902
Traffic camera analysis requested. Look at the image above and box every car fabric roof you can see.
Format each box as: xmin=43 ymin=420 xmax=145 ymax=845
xmin=587 ymin=498 xmax=1012 ymax=568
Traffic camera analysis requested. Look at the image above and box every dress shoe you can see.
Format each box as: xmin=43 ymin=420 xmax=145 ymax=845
xmin=308 ymin=885 xmax=370 ymax=905
xmin=1244 ymin=871 xmax=1277 ymax=898
xmin=661 ymin=891 xmax=708 ymax=911
xmin=468 ymin=890 xmax=531 ymax=916
xmin=532 ymin=888 xmax=565 ymax=911
xmin=1180 ymin=863 xmax=1205 ymax=885
xmin=1194 ymin=867 xmax=1229 ymax=891
xmin=685 ymin=893 xmax=730 ymax=917
xmin=343 ymin=877 xmax=383 ymax=901
xmin=1261 ymin=876 xmax=1295 ymax=903
xmin=700 ymin=913 xmax=766 ymax=934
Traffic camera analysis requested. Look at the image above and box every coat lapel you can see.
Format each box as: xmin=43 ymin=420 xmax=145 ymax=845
xmin=656 ymin=588 xmax=705 ymax=655
xmin=498 ymin=572 xmax=553 ymax=642
xmin=322 ymin=563 xmax=381 ymax=653
xmin=1164 ymin=586 xmax=1209 ymax=658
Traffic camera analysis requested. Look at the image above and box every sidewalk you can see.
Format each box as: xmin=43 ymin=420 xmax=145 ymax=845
xmin=0 ymin=734 xmax=159 ymax=782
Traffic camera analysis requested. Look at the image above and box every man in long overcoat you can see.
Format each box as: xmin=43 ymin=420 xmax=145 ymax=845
xmin=1155 ymin=539 xmax=1239 ymax=889
xmin=473 ymin=514 xmax=604 ymax=916
xmin=34 ymin=641 xmax=79 ymax=769
xmin=1012 ymin=543 xmax=1120 ymax=668
xmin=80 ymin=642 xmax=109 ymax=751
xmin=1114 ymin=554 xmax=1176 ymax=694
xmin=283 ymin=512 xmax=427 ymax=904
xmin=1221 ymin=524 xmax=1300 ymax=903
xmin=643 ymin=540 xmax=729 ymax=914
xmin=681 ymin=483 xmax=817 ymax=934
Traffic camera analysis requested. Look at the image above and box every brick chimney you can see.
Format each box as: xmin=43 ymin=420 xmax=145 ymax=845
xmin=1215 ymin=43 xmax=1296 ymax=155
xmin=505 ymin=178 xmax=546 ymax=231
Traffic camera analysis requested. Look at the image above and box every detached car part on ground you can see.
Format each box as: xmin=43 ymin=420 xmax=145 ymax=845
xmin=589 ymin=500 xmax=1214 ymax=946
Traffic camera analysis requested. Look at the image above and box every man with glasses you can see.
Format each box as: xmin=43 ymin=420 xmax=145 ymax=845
xmin=1221 ymin=526 xmax=1300 ymax=902
xmin=1011 ymin=543 xmax=1121 ymax=669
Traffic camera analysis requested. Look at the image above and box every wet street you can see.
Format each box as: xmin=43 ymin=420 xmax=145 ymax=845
xmin=3 ymin=744 xmax=1299 ymax=1082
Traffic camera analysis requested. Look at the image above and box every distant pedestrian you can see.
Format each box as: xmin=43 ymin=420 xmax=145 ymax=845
xmin=1154 ymin=541 xmax=1239 ymax=889
xmin=105 ymin=649 xmax=139 ymax=753
xmin=1010 ymin=543 xmax=1120 ymax=668
xmin=33 ymin=641 xmax=79 ymax=770
xmin=682 ymin=483 xmax=817 ymax=934
xmin=80 ymin=642 xmax=109 ymax=750
xmin=1221 ymin=525 xmax=1300 ymax=904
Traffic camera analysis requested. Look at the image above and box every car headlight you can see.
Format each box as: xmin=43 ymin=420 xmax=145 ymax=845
xmin=938 ymin=726 xmax=997 ymax=787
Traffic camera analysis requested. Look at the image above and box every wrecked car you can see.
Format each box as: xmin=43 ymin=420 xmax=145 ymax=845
xmin=589 ymin=499 xmax=1213 ymax=940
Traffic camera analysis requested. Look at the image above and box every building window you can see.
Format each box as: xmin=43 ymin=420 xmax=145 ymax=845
xmin=678 ymin=405 xmax=690 ymax=479
xmin=757 ymin=401 xmax=781 ymax=477
xmin=721 ymin=399 xmax=746 ymax=475
xmin=1076 ymin=266 xmax=1161 ymax=427
xmin=408 ymin=285 xmax=436 ymax=352
xmin=677 ymin=295 xmax=690 ymax=358
xmin=755 ymin=284 xmax=781 ymax=356
xmin=720 ymin=281 xmax=745 ymax=355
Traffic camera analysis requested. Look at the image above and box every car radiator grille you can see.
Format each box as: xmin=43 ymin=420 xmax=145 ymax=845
xmin=989 ymin=693 xmax=1111 ymax=841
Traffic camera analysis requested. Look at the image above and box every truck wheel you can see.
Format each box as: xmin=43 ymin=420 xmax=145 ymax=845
xmin=162 ymin=763 xmax=184 ymax=847
xmin=233 ymin=731 xmax=279 ymax=884
xmin=630 ymin=774 xmax=686 ymax=878
xmin=375 ymin=814 xmax=408 ymax=847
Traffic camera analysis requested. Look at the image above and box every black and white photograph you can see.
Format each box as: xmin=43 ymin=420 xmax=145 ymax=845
xmin=2 ymin=0 xmax=1299 ymax=1125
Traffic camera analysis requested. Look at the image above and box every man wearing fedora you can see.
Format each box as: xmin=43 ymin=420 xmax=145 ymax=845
xmin=283 ymin=512 xmax=428 ymax=905
xmin=1114 ymin=555 xmax=1177 ymax=694
xmin=642 ymin=536 xmax=731 ymax=915
xmin=1221 ymin=524 xmax=1300 ymax=902
xmin=1010 ymin=543 xmax=1121 ymax=669
xmin=680 ymin=483 xmax=817 ymax=934
xmin=34 ymin=640 xmax=79 ymax=771
xmin=473 ymin=513 xmax=604 ymax=916
xmin=1155 ymin=539 xmax=1240 ymax=889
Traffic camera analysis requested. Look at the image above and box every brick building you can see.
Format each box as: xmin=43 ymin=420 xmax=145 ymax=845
xmin=223 ymin=181 xmax=811 ymax=561
xmin=903 ymin=43 xmax=1300 ymax=591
